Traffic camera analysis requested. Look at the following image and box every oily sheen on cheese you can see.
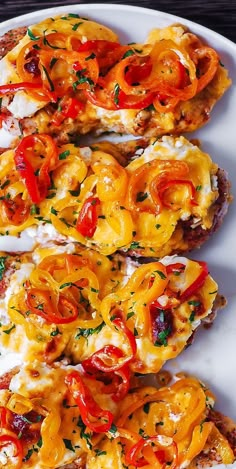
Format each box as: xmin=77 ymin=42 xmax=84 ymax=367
xmin=0 ymin=361 xmax=234 ymax=468
xmin=0 ymin=15 xmax=231 ymax=147
xmin=0 ymin=11 xmax=235 ymax=469
xmin=0 ymin=136 xmax=222 ymax=257
xmin=0 ymin=246 xmax=218 ymax=374
xmin=0 ymin=14 xmax=118 ymax=116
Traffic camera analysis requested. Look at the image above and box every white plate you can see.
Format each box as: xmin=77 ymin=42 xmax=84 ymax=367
xmin=0 ymin=4 xmax=236 ymax=425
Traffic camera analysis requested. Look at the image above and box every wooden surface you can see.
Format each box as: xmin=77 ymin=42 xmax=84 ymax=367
xmin=0 ymin=0 xmax=235 ymax=43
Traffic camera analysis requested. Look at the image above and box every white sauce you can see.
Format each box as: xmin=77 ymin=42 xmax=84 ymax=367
xmin=0 ymin=352 xmax=23 ymax=375
xmin=0 ymin=57 xmax=13 ymax=84
xmin=7 ymin=90 xmax=42 ymax=119
xmin=0 ymin=125 xmax=17 ymax=147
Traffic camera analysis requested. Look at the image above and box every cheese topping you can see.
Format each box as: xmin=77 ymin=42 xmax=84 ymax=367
xmin=0 ymin=250 xmax=218 ymax=374
xmin=0 ymin=136 xmax=219 ymax=258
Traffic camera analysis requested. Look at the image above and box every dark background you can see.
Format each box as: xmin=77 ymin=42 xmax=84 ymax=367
xmin=0 ymin=0 xmax=235 ymax=43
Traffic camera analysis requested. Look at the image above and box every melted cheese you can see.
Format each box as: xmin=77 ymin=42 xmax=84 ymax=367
xmin=0 ymin=137 xmax=219 ymax=258
xmin=6 ymin=361 xmax=118 ymax=469
xmin=0 ymin=14 xmax=118 ymax=128
xmin=0 ymin=251 xmax=218 ymax=373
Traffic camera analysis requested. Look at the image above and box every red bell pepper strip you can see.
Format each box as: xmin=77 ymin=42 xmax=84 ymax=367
xmin=14 ymin=134 xmax=58 ymax=204
xmin=86 ymin=85 xmax=154 ymax=110
xmin=0 ymin=407 xmax=7 ymax=428
xmin=1 ymin=195 xmax=30 ymax=226
xmin=51 ymin=96 xmax=85 ymax=126
xmin=76 ymin=196 xmax=100 ymax=238
xmin=114 ymin=88 xmax=155 ymax=109
xmin=125 ymin=435 xmax=178 ymax=468
xmin=0 ymin=82 xmax=57 ymax=102
xmin=0 ymin=434 xmax=23 ymax=469
xmin=179 ymin=261 xmax=209 ymax=301
xmin=82 ymin=345 xmax=126 ymax=372
xmin=106 ymin=365 xmax=130 ymax=402
xmin=124 ymin=59 xmax=152 ymax=86
xmin=65 ymin=371 xmax=114 ymax=433
xmin=166 ymin=263 xmax=186 ymax=275
xmin=113 ymin=316 xmax=137 ymax=357
xmin=150 ymin=261 xmax=207 ymax=310
xmin=82 ymin=352 xmax=131 ymax=402
xmin=0 ymin=82 xmax=43 ymax=94
xmin=78 ymin=40 xmax=120 ymax=53
xmin=78 ymin=40 xmax=123 ymax=72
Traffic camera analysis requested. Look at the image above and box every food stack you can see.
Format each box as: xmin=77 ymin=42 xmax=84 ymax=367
xmin=0 ymin=11 xmax=235 ymax=469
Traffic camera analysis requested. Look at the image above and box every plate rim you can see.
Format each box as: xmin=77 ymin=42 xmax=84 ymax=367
xmin=0 ymin=2 xmax=236 ymax=427
xmin=0 ymin=2 xmax=235 ymax=53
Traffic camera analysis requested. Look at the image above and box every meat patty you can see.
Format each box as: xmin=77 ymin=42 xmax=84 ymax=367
xmin=116 ymin=139 xmax=232 ymax=257
xmin=180 ymin=167 xmax=232 ymax=252
xmin=0 ymin=23 xmax=231 ymax=147
xmin=0 ymin=26 xmax=27 ymax=60
xmin=0 ymin=367 xmax=19 ymax=389
xmin=208 ymin=409 xmax=236 ymax=456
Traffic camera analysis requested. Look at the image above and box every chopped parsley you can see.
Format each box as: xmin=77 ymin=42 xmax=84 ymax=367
xmin=68 ymin=13 xmax=81 ymax=18
xmin=1 ymin=179 xmax=10 ymax=190
xmin=77 ymin=416 xmax=92 ymax=449
xmin=63 ymin=439 xmax=75 ymax=452
xmin=23 ymin=448 xmax=34 ymax=462
xmin=95 ymin=449 xmax=107 ymax=456
xmin=129 ymin=241 xmax=141 ymax=250
xmin=27 ymin=28 xmax=40 ymax=41
xmin=50 ymin=327 xmax=62 ymax=337
xmin=72 ymin=22 xmax=83 ymax=31
xmin=109 ymin=423 xmax=118 ymax=435
xmin=3 ymin=324 xmax=16 ymax=335
xmin=144 ymin=103 xmax=155 ymax=111
xmin=50 ymin=207 xmax=58 ymax=216
xmin=59 ymin=150 xmax=70 ymax=160
xmin=154 ymin=328 xmax=171 ymax=347
xmin=143 ymin=402 xmax=150 ymax=414
xmin=42 ymin=65 xmax=55 ymax=91
xmin=43 ymin=33 xmax=66 ymax=50
xmin=34 ymin=216 xmax=52 ymax=224
xmin=85 ymin=52 xmax=96 ymax=61
xmin=122 ymin=49 xmax=135 ymax=59
xmin=154 ymin=270 xmax=167 ymax=280
xmin=188 ymin=300 xmax=201 ymax=307
xmin=127 ymin=311 xmax=135 ymax=320
xmin=114 ymin=83 xmax=120 ymax=105
xmin=189 ymin=311 xmax=195 ymax=323
xmin=30 ymin=204 xmax=39 ymax=215
xmin=0 ymin=256 xmax=7 ymax=280
xmin=75 ymin=322 xmax=105 ymax=339
xmin=49 ymin=57 xmax=58 ymax=69
xmin=69 ymin=189 xmax=80 ymax=197
xmin=73 ymin=76 xmax=94 ymax=91
xmin=136 ymin=191 xmax=148 ymax=202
